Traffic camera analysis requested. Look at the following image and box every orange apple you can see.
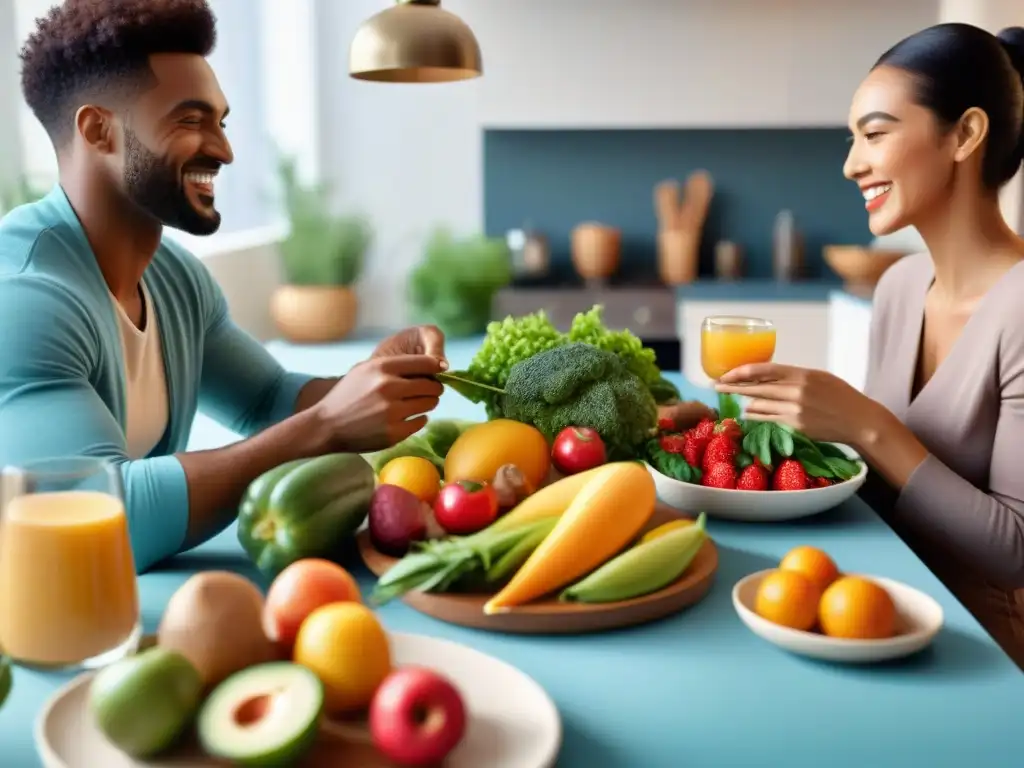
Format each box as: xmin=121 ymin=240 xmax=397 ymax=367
xmin=262 ymin=559 xmax=361 ymax=652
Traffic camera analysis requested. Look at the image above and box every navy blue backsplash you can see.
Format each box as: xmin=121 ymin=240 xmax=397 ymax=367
xmin=483 ymin=128 xmax=874 ymax=280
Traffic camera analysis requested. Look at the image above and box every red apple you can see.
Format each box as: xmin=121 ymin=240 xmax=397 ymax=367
xmin=369 ymin=666 xmax=467 ymax=766
xmin=551 ymin=426 xmax=607 ymax=474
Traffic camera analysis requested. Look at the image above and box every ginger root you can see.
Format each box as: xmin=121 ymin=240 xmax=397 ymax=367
xmin=491 ymin=464 xmax=533 ymax=508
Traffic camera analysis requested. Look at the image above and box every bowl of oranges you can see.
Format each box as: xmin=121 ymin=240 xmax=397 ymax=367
xmin=732 ymin=546 xmax=944 ymax=663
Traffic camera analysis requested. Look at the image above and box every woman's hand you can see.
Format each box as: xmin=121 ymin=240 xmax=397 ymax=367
xmin=372 ymin=325 xmax=448 ymax=369
xmin=714 ymin=363 xmax=879 ymax=445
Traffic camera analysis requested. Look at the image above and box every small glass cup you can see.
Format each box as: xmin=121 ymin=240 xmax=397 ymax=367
xmin=700 ymin=316 xmax=776 ymax=380
xmin=0 ymin=457 xmax=141 ymax=671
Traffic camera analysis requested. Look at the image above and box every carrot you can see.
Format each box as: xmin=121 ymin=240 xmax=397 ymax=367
xmin=482 ymin=462 xmax=657 ymax=614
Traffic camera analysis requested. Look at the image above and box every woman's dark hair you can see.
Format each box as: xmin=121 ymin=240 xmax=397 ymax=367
xmin=875 ymin=22 xmax=1024 ymax=189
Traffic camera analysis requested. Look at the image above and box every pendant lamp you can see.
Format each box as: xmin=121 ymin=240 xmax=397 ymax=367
xmin=349 ymin=0 xmax=482 ymax=83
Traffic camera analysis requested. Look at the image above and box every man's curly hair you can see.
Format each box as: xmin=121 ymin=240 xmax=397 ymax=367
xmin=19 ymin=0 xmax=217 ymax=147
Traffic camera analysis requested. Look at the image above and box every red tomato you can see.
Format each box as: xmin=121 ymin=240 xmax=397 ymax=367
xmin=433 ymin=480 xmax=499 ymax=534
xmin=551 ymin=426 xmax=607 ymax=475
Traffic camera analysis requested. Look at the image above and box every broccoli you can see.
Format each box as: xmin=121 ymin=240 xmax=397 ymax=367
xmin=499 ymin=343 xmax=658 ymax=459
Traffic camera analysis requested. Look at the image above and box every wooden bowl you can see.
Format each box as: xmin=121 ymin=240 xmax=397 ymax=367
xmin=571 ymin=222 xmax=621 ymax=281
xmin=823 ymin=245 xmax=906 ymax=287
xmin=358 ymin=503 xmax=718 ymax=635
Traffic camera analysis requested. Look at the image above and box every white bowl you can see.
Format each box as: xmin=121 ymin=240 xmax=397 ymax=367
xmin=732 ymin=569 xmax=944 ymax=664
xmin=647 ymin=443 xmax=868 ymax=522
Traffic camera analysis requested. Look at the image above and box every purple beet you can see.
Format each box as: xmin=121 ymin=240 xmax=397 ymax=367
xmin=369 ymin=484 xmax=430 ymax=557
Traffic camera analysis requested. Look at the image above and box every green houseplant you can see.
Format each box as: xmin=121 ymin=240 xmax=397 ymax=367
xmin=270 ymin=156 xmax=374 ymax=343
xmin=407 ymin=228 xmax=512 ymax=338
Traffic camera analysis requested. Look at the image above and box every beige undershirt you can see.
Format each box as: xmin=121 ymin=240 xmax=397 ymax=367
xmin=110 ymin=282 xmax=169 ymax=459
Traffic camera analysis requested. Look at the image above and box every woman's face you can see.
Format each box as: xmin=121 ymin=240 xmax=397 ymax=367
xmin=843 ymin=65 xmax=959 ymax=236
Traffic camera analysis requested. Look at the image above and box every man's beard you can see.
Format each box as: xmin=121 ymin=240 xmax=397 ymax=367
xmin=123 ymin=127 xmax=221 ymax=236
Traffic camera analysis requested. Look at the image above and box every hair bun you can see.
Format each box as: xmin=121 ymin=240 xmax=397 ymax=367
xmin=997 ymin=26 xmax=1024 ymax=77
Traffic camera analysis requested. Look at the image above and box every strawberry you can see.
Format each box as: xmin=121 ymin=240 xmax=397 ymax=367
xmin=702 ymin=433 xmax=738 ymax=471
xmin=736 ymin=464 xmax=769 ymax=491
xmin=812 ymin=476 xmax=832 ymax=488
xmin=714 ymin=418 xmax=742 ymax=441
xmin=702 ymin=461 xmax=737 ymax=489
xmin=683 ymin=431 xmax=711 ymax=467
xmin=659 ymin=433 xmax=687 ymax=455
xmin=657 ymin=416 xmax=677 ymax=432
xmin=692 ymin=418 xmax=716 ymax=441
xmin=772 ymin=459 xmax=809 ymax=491
xmin=753 ymin=456 xmax=773 ymax=472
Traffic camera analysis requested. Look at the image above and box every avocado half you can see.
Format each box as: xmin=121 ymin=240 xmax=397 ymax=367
xmin=197 ymin=661 xmax=324 ymax=766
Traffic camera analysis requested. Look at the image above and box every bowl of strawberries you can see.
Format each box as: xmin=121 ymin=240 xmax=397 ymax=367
xmin=641 ymin=397 xmax=868 ymax=522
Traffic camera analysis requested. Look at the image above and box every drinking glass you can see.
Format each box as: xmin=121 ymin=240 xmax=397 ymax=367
xmin=700 ymin=316 xmax=776 ymax=380
xmin=0 ymin=457 xmax=141 ymax=671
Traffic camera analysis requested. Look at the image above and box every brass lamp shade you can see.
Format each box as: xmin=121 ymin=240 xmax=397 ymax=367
xmin=349 ymin=0 xmax=482 ymax=83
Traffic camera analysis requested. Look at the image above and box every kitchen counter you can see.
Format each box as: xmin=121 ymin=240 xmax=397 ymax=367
xmin=3 ymin=337 xmax=1021 ymax=768
xmin=675 ymin=277 xmax=845 ymax=302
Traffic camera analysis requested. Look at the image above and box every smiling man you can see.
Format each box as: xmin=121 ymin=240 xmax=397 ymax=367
xmin=0 ymin=0 xmax=448 ymax=572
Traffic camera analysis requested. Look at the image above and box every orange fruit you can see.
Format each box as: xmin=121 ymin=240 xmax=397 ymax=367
xmin=379 ymin=456 xmax=442 ymax=503
xmin=779 ymin=545 xmax=840 ymax=593
xmin=754 ymin=569 xmax=821 ymax=631
xmin=293 ymin=602 xmax=392 ymax=715
xmin=818 ymin=575 xmax=897 ymax=640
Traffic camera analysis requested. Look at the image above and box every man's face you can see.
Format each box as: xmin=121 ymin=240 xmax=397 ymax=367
xmin=119 ymin=53 xmax=234 ymax=235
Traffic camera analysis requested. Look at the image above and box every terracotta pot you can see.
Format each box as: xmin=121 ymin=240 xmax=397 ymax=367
xmin=571 ymin=222 xmax=621 ymax=281
xmin=270 ymin=285 xmax=358 ymax=343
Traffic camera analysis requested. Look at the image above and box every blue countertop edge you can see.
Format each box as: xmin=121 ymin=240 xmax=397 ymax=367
xmin=674 ymin=278 xmax=876 ymax=306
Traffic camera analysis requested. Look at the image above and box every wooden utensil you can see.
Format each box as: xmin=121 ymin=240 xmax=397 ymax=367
xmin=654 ymin=180 xmax=681 ymax=230
xmin=656 ymin=170 xmax=714 ymax=285
xmin=358 ymin=503 xmax=718 ymax=635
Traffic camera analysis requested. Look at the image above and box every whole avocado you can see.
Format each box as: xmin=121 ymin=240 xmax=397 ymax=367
xmin=498 ymin=343 xmax=658 ymax=459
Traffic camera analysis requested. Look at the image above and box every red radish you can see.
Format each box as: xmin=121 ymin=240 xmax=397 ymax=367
xmin=433 ymin=480 xmax=499 ymax=535
xmin=551 ymin=427 xmax=607 ymax=475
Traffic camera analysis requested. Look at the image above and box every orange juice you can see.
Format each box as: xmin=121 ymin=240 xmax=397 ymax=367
xmin=701 ymin=325 xmax=777 ymax=379
xmin=0 ymin=490 xmax=139 ymax=666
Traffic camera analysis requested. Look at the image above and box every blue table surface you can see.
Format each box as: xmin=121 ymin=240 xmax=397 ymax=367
xmin=2 ymin=337 xmax=1020 ymax=768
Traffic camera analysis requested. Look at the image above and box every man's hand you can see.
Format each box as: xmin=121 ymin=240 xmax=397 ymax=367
xmin=372 ymin=325 xmax=448 ymax=369
xmin=313 ymin=354 xmax=445 ymax=453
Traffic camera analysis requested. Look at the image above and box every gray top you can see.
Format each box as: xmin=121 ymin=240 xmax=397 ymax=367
xmin=865 ymin=252 xmax=1024 ymax=666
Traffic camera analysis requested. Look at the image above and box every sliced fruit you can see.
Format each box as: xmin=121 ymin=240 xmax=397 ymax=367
xmin=293 ymin=602 xmax=392 ymax=715
xmin=754 ymin=569 xmax=820 ymax=632
xmin=818 ymin=576 xmax=897 ymax=640
xmin=379 ymin=457 xmax=442 ymax=504
xmin=89 ymin=647 xmax=203 ymax=759
xmin=198 ymin=662 xmax=323 ymax=767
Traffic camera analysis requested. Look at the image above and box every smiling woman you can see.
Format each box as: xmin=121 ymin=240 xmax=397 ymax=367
xmin=716 ymin=22 xmax=1024 ymax=670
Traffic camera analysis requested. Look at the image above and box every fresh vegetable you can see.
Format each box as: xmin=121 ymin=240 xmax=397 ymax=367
xmin=370 ymin=484 xmax=439 ymax=557
xmin=370 ymin=517 xmax=557 ymax=605
xmin=643 ymin=438 xmax=702 ymax=484
xmin=483 ymin=462 xmax=657 ymax=615
xmin=0 ymin=655 xmax=10 ymax=710
xmin=560 ymin=512 xmax=708 ymax=603
xmin=434 ymin=480 xmax=500 ymax=535
xmin=485 ymin=465 xmax=606 ymax=533
xmin=237 ymin=453 xmax=376 ymax=576
xmin=484 ymin=516 xmax=559 ymax=585
xmin=551 ymin=426 xmax=607 ymax=475
xmin=442 ymin=418 xmax=551 ymax=490
xmin=379 ymin=456 xmax=442 ymax=503
xmin=90 ymin=647 xmax=203 ymax=759
xmin=445 ymin=306 xmax=679 ymax=417
xmin=497 ymin=343 xmax=658 ymax=460
xmin=639 ymin=518 xmax=694 ymax=544
xmin=363 ymin=418 xmax=480 ymax=474
xmin=198 ymin=662 xmax=323 ymax=766
xmin=490 ymin=464 xmax=533 ymax=509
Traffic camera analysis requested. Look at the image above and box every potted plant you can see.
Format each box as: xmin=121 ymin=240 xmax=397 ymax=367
xmin=270 ymin=157 xmax=373 ymax=343
xmin=407 ymin=228 xmax=512 ymax=338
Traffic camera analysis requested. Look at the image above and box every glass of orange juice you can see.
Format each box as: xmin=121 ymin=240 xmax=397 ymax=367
xmin=0 ymin=457 xmax=140 ymax=671
xmin=700 ymin=315 xmax=776 ymax=380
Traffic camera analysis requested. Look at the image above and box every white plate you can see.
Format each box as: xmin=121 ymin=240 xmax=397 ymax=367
xmin=648 ymin=443 xmax=868 ymax=522
xmin=732 ymin=569 xmax=944 ymax=663
xmin=36 ymin=632 xmax=562 ymax=768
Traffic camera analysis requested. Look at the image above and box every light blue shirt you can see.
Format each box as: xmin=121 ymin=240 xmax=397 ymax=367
xmin=0 ymin=185 xmax=315 ymax=571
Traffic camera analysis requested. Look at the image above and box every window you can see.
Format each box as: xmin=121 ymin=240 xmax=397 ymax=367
xmin=3 ymin=0 xmax=293 ymax=238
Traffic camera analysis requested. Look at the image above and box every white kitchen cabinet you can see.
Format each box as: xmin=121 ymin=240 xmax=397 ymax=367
xmin=450 ymin=0 xmax=938 ymax=129
xmin=827 ymin=291 xmax=873 ymax=392
xmin=678 ymin=299 xmax=831 ymax=388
